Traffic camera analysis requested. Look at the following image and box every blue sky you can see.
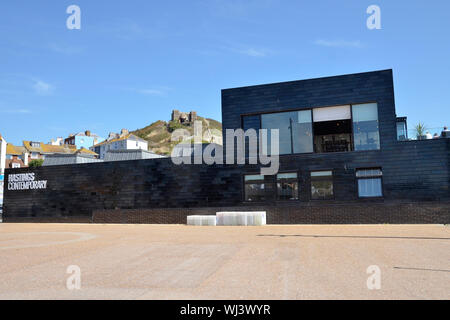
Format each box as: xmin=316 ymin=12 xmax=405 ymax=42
xmin=0 ymin=0 xmax=449 ymax=145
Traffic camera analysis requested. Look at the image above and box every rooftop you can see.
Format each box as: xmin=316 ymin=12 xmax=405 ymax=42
xmin=91 ymin=133 xmax=146 ymax=148
xmin=75 ymin=147 xmax=99 ymax=156
xmin=23 ymin=141 xmax=77 ymax=154
xmin=6 ymin=144 xmax=26 ymax=156
xmin=104 ymin=149 xmax=165 ymax=162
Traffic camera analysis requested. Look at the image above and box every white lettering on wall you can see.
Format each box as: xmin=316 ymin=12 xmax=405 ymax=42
xmin=7 ymin=173 xmax=48 ymax=191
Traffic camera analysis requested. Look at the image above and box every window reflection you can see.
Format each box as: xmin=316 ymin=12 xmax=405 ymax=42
xmin=261 ymin=110 xmax=313 ymax=155
xmin=244 ymin=175 xmax=266 ymax=202
xmin=277 ymin=173 xmax=299 ymax=200
xmin=311 ymin=171 xmax=333 ymax=200
xmin=396 ymin=117 xmax=408 ymax=141
xmin=352 ymin=103 xmax=380 ymax=151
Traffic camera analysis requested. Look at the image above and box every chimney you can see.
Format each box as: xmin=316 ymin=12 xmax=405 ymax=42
xmin=23 ymin=151 xmax=29 ymax=166
xmin=120 ymin=129 xmax=129 ymax=137
xmin=85 ymin=130 xmax=91 ymax=136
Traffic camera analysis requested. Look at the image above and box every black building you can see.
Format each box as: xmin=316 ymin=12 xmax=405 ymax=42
xmin=3 ymin=70 xmax=450 ymax=224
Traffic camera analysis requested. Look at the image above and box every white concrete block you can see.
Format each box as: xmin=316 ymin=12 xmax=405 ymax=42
xmin=216 ymin=212 xmax=266 ymax=226
xmin=236 ymin=213 xmax=247 ymax=226
xmin=187 ymin=215 xmax=216 ymax=226
xmin=203 ymin=215 xmax=217 ymax=226
xmin=216 ymin=212 xmax=224 ymax=225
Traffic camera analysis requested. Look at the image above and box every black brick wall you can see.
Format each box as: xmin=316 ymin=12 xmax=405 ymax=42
xmin=89 ymin=202 xmax=449 ymax=225
xmin=3 ymin=70 xmax=450 ymax=224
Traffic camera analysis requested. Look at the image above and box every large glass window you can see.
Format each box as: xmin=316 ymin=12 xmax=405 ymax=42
xmin=311 ymin=171 xmax=333 ymax=200
xmin=244 ymin=174 xmax=266 ymax=202
xmin=295 ymin=111 xmax=314 ymax=154
xmin=277 ymin=173 xmax=299 ymax=200
xmin=356 ymin=169 xmax=383 ymax=197
xmin=261 ymin=110 xmax=313 ymax=155
xmin=249 ymin=102 xmax=381 ymax=155
xmin=352 ymin=103 xmax=380 ymax=151
xmin=313 ymin=106 xmax=352 ymax=153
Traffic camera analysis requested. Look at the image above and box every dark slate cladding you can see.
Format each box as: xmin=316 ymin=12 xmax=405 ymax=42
xmin=242 ymin=115 xmax=261 ymax=131
xmin=3 ymin=69 xmax=450 ymax=224
xmin=3 ymin=159 xmax=255 ymax=220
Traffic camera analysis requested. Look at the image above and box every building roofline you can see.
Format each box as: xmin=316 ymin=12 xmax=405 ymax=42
xmin=106 ymin=149 xmax=160 ymax=155
xmin=91 ymin=133 xmax=146 ymax=148
xmin=221 ymin=69 xmax=393 ymax=92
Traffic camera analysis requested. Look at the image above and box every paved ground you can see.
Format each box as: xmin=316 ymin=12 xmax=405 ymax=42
xmin=0 ymin=223 xmax=449 ymax=300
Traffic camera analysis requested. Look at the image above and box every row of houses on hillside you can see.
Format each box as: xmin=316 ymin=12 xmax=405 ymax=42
xmin=1 ymin=128 xmax=161 ymax=170
xmin=45 ymin=129 xmax=163 ymax=165
xmin=49 ymin=129 xmax=150 ymax=159
xmin=0 ymin=138 xmax=98 ymax=170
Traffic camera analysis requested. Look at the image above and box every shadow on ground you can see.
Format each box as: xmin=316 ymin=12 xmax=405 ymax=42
xmin=257 ymin=234 xmax=450 ymax=240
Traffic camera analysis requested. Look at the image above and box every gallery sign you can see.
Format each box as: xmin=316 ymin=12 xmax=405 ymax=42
xmin=7 ymin=173 xmax=47 ymax=191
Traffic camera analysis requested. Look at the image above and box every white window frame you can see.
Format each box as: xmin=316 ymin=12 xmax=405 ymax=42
xmin=356 ymin=168 xmax=383 ymax=198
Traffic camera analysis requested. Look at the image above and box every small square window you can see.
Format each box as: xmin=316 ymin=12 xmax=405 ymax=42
xmin=244 ymin=174 xmax=265 ymax=202
xmin=311 ymin=171 xmax=333 ymax=200
xmin=356 ymin=168 xmax=383 ymax=197
xmin=277 ymin=173 xmax=299 ymax=200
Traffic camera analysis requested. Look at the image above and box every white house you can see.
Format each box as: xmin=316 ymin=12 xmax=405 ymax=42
xmin=0 ymin=133 xmax=7 ymax=209
xmin=0 ymin=134 xmax=6 ymax=175
xmin=49 ymin=137 xmax=64 ymax=146
xmin=90 ymin=129 xmax=148 ymax=159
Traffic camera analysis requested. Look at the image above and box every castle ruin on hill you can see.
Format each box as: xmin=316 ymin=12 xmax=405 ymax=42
xmin=171 ymin=110 xmax=198 ymax=124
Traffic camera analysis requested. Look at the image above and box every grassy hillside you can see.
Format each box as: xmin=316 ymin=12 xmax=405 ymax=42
xmin=132 ymin=116 xmax=222 ymax=156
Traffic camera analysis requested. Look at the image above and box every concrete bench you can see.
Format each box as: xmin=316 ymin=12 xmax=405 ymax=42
xmin=186 ymin=215 xmax=217 ymax=226
xmin=216 ymin=212 xmax=266 ymax=226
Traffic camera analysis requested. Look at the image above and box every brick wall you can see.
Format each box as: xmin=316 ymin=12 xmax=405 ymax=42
xmin=91 ymin=202 xmax=450 ymax=225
